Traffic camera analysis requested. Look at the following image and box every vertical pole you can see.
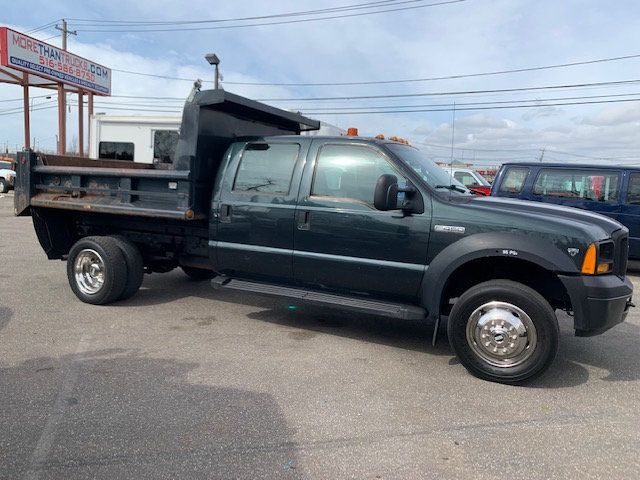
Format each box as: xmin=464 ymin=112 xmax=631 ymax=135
xmin=22 ymin=73 xmax=30 ymax=150
xmin=78 ymin=91 xmax=84 ymax=156
xmin=58 ymin=85 xmax=66 ymax=155
xmin=88 ymin=93 xmax=94 ymax=158
xmin=215 ymin=64 xmax=219 ymax=90
xmin=61 ymin=19 xmax=68 ymax=51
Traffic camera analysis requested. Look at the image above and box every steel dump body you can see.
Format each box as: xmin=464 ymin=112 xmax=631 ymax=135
xmin=15 ymin=90 xmax=319 ymax=221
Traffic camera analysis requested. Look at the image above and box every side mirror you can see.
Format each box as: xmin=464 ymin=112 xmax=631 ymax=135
xmin=374 ymin=174 xmax=400 ymax=211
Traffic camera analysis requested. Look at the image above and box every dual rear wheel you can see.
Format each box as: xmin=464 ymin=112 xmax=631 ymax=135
xmin=67 ymin=236 xmax=144 ymax=305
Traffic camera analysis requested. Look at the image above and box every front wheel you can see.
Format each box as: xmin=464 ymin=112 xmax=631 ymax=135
xmin=447 ymin=279 xmax=559 ymax=384
xmin=0 ymin=179 xmax=7 ymax=194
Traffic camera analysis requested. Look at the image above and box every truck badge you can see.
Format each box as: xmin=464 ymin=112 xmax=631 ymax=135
xmin=434 ymin=225 xmax=465 ymax=234
xmin=567 ymin=248 xmax=579 ymax=257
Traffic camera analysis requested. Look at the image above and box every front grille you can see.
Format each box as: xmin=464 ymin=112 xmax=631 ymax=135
xmin=612 ymin=230 xmax=629 ymax=278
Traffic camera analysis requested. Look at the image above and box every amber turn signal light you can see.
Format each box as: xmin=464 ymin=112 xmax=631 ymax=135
xmin=581 ymin=243 xmax=597 ymax=274
xmin=596 ymin=263 xmax=611 ymax=274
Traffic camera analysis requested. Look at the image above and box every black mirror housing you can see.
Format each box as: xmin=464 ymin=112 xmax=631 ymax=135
xmin=374 ymin=174 xmax=399 ymax=211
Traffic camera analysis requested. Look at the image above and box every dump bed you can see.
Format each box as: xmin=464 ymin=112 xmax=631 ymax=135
xmin=15 ymin=89 xmax=319 ymax=220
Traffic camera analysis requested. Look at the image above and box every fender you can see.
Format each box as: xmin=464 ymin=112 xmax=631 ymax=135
xmin=423 ymin=232 xmax=578 ymax=344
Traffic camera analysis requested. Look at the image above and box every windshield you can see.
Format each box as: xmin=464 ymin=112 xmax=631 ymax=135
xmin=0 ymin=161 xmax=13 ymax=170
xmin=474 ymin=172 xmax=491 ymax=186
xmin=386 ymin=144 xmax=472 ymax=195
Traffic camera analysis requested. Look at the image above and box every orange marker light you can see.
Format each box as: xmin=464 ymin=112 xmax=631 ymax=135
xmin=596 ymin=263 xmax=611 ymax=274
xmin=581 ymin=243 xmax=597 ymax=274
xmin=346 ymin=127 xmax=359 ymax=136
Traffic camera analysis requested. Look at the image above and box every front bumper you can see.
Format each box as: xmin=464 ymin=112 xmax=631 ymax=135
xmin=558 ymin=274 xmax=633 ymax=336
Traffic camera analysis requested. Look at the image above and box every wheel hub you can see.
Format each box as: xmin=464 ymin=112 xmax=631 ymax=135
xmin=466 ymin=301 xmax=537 ymax=368
xmin=74 ymin=249 xmax=105 ymax=295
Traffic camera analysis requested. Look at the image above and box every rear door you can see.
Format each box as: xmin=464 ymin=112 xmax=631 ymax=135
xmin=213 ymin=139 xmax=309 ymax=282
xmin=618 ymin=171 xmax=640 ymax=258
xmin=292 ymin=140 xmax=430 ymax=302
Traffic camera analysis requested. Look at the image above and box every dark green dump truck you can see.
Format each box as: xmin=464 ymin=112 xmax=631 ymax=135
xmin=15 ymin=88 xmax=633 ymax=384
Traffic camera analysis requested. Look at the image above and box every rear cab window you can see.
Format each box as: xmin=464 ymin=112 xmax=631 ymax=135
xmin=233 ymin=143 xmax=301 ymax=195
xmin=498 ymin=166 xmax=529 ymax=194
xmin=533 ymin=169 xmax=620 ymax=203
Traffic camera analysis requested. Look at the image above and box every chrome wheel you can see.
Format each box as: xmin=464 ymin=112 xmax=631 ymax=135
xmin=465 ymin=301 xmax=537 ymax=368
xmin=74 ymin=249 xmax=105 ymax=295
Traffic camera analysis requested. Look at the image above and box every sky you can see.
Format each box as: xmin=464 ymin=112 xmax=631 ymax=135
xmin=2 ymin=0 xmax=640 ymax=165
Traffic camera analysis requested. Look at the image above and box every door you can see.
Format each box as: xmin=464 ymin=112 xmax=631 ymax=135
xmin=293 ymin=141 xmax=431 ymax=302
xmin=619 ymin=171 xmax=640 ymax=258
xmin=213 ymin=140 xmax=307 ymax=282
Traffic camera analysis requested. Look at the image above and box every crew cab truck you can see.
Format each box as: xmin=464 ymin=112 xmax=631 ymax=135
xmin=15 ymin=89 xmax=633 ymax=384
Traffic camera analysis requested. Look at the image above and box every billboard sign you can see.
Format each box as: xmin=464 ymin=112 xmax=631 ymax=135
xmin=0 ymin=27 xmax=111 ymax=96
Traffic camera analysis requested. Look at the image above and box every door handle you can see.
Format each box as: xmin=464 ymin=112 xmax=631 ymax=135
xmin=220 ymin=204 xmax=232 ymax=223
xmin=297 ymin=210 xmax=310 ymax=231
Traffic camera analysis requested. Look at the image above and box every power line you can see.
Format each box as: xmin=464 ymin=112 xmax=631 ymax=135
xmin=25 ymin=19 xmax=61 ymax=34
xmin=72 ymin=0 xmax=466 ymax=32
xmin=225 ymin=54 xmax=640 ymax=87
xmin=69 ymin=0 xmax=407 ymax=25
xmin=254 ymin=79 xmax=640 ymax=102
xmin=109 ymin=52 xmax=640 ymax=86
xmin=300 ymin=97 xmax=640 ymax=115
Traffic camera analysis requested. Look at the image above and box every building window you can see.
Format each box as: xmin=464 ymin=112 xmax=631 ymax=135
xmin=153 ymin=130 xmax=179 ymax=164
xmin=233 ymin=143 xmax=300 ymax=194
xmin=99 ymin=142 xmax=134 ymax=161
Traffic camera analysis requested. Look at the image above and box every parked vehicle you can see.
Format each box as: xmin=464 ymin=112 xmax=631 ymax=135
xmin=0 ymin=160 xmax=15 ymax=193
xmin=492 ymin=162 xmax=640 ymax=260
xmin=441 ymin=167 xmax=492 ymax=195
xmin=15 ymin=89 xmax=633 ymax=384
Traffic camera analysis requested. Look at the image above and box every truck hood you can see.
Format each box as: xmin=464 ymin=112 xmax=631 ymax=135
xmin=461 ymin=195 xmax=624 ymax=239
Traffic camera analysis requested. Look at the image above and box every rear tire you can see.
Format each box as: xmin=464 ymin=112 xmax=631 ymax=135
xmin=181 ymin=266 xmax=215 ymax=281
xmin=67 ymin=236 xmax=128 ymax=305
xmin=112 ymin=236 xmax=144 ymax=300
xmin=447 ymin=279 xmax=559 ymax=385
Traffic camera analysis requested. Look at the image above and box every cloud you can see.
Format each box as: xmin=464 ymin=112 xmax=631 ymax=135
xmin=521 ymin=106 xmax=563 ymax=121
xmin=579 ymin=104 xmax=640 ymax=126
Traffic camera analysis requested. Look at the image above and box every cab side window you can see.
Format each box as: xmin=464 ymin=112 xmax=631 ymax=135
xmin=533 ymin=169 xmax=619 ymax=202
xmin=233 ymin=143 xmax=300 ymax=195
xmin=626 ymin=173 xmax=640 ymax=205
xmin=498 ymin=167 xmax=528 ymax=193
xmin=312 ymin=144 xmax=407 ymax=205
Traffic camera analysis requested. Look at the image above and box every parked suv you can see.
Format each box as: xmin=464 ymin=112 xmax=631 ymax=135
xmin=492 ymin=162 xmax=640 ymax=260
xmin=0 ymin=160 xmax=15 ymax=193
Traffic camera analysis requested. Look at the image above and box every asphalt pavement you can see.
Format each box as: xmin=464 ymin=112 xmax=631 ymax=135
xmin=0 ymin=191 xmax=638 ymax=479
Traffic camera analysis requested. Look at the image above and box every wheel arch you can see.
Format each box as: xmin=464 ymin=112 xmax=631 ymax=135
xmin=422 ymin=232 xmax=577 ymax=321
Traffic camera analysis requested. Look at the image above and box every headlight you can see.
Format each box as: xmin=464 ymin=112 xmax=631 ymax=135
xmin=581 ymin=241 xmax=614 ymax=275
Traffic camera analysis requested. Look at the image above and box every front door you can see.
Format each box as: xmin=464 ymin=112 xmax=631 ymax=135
xmin=293 ymin=141 xmax=431 ymax=302
xmin=213 ymin=139 xmax=308 ymax=282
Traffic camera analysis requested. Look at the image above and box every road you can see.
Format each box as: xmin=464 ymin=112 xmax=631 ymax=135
xmin=0 ymin=191 xmax=638 ymax=479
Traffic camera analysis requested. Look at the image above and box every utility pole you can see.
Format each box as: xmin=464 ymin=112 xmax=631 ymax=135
xmin=538 ymin=147 xmax=546 ymax=163
xmin=54 ymin=19 xmax=76 ymax=155
xmin=55 ymin=19 xmax=77 ymax=51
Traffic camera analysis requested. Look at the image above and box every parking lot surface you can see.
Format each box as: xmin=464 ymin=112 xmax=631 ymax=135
xmin=0 ymin=192 xmax=639 ymax=479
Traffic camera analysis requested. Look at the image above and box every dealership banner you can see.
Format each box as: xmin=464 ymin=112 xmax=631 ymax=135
xmin=0 ymin=27 xmax=111 ymax=95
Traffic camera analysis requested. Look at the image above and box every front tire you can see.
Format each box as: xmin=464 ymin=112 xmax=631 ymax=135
xmin=66 ymin=236 xmax=128 ymax=305
xmin=0 ymin=179 xmax=7 ymax=194
xmin=447 ymin=279 xmax=559 ymax=384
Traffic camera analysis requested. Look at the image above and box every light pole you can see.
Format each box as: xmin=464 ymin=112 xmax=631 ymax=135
xmin=205 ymin=53 xmax=220 ymax=90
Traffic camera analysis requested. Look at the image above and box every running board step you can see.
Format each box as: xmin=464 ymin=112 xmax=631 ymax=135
xmin=212 ymin=277 xmax=426 ymax=321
